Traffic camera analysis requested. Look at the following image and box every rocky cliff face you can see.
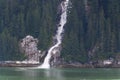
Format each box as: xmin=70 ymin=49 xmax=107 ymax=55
xmin=20 ymin=35 xmax=41 ymax=62
xmin=19 ymin=35 xmax=61 ymax=66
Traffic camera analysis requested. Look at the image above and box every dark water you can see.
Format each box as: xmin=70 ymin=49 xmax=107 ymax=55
xmin=0 ymin=67 xmax=120 ymax=80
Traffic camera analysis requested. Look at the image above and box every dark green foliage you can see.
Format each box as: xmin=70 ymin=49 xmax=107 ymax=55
xmin=0 ymin=0 xmax=120 ymax=62
xmin=0 ymin=0 xmax=58 ymax=60
xmin=61 ymin=0 xmax=120 ymax=63
xmin=0 ymin=29 xmax=23 ymax=61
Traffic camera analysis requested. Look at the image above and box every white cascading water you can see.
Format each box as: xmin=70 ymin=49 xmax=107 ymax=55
xmin=38 ymin=0 xmax=69 ymax=69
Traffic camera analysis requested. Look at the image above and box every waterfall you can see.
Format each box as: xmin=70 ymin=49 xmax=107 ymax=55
xmin=38 ymin=0 xmax=69 ymax=69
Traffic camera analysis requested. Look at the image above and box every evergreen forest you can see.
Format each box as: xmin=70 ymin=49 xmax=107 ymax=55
xmin=0 ymin=0 xmax=120 ymax=63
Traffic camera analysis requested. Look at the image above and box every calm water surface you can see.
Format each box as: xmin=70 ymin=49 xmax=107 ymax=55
xmin=0 ymin=67 xmax=120 ymax=80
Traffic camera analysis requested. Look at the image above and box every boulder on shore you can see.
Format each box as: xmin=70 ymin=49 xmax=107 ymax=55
xmin=20 ymin=35 xmax=41 ymax=62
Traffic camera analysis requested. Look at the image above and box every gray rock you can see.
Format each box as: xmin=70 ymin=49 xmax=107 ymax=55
xmin=20 ymin=35 xmax=41 ymax=62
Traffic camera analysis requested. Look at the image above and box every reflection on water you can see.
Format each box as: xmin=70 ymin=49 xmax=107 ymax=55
xmin=44 ymin=69 xmax=65 ymax=80
xmin=0 ymin=68 xmax=120 ymax=80
xmin=19 ymin=68 xmax=65 ymax=80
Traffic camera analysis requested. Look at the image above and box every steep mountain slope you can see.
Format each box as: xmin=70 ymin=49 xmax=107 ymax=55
xmin=0 ymin=0 xmax=120 ymax=63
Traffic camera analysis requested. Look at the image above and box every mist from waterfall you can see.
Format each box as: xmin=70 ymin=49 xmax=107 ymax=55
xmin=38 ymin=0 xmax=70 ymax=69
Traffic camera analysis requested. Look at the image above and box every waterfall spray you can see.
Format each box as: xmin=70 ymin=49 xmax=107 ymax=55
xmin=38 ymin=0 xmax=70 ymax=69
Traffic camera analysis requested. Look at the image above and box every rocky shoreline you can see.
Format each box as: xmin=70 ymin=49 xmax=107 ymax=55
xmin=58 ymin=63 xmax=120 ymax=68
xmin=57 ymin=59 xmax=120 ymax=68
xmin=0 ymin=61 xmax=40 ymax=67
xmin=1 ymin=63 xmax=120 ymax=68
xmin=0 ymin=63 xmax=40 ymax=67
